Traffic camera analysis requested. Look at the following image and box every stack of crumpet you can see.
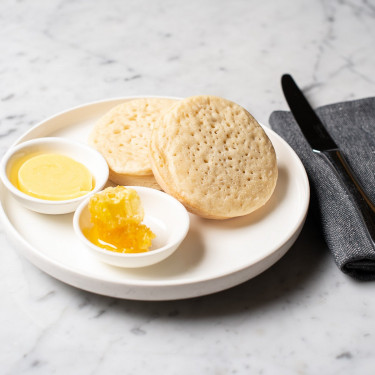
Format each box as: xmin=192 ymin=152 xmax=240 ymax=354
xmin=89 ymin=95 xmax=278 ymax=220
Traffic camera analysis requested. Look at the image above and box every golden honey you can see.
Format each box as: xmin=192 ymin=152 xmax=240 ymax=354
xmin=84 ymin=186 xmax=155 ymax=253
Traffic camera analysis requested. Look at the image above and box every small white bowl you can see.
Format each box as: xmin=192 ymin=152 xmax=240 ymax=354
xmin=0 ymin=137 xmax=109 ymax=214
xmin=73 ymin=186 xmax=190 ymax=268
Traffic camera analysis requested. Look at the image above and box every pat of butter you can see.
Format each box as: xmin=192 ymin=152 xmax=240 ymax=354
xmin=17 ymin=153 xmax=93 ymax=201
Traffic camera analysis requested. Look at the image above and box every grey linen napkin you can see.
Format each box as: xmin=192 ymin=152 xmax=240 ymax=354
xmin=269 ymin=97 xmax=375 ymax=281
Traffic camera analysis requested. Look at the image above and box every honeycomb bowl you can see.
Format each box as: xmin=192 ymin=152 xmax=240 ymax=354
xmin=73 ymin=186 xmax=190 ymax=268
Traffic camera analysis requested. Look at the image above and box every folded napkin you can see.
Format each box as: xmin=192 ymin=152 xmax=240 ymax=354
xmin=269 ymin=97 xmax=375 ymax=281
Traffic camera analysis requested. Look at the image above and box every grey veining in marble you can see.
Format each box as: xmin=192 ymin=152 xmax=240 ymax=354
xmin=1 ymin=0 xmax=375 ymax=374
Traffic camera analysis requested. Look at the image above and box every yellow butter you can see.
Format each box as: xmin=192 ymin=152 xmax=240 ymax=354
xmin=16 ymin=153 xmax=93 ymax=200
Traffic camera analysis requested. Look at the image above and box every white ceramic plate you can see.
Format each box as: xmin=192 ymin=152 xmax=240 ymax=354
xmin=0 ymin=97 xmax=310 ymax=301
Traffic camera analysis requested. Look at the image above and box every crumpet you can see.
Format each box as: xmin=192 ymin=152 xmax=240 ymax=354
xmin=149 ymin=95 xmax=278 ymax=219
xmin=89 ymin=98 xmax=176 ymax=188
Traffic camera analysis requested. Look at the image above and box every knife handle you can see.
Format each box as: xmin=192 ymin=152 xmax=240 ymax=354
xmin=320 ymin=149 xmax=375 ymax=244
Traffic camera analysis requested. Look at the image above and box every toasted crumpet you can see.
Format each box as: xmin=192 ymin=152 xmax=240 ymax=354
xmin=89 ymin=98 xmax=176 ymax=188
xmin=150 ymin=95 xmax=278 ymax=219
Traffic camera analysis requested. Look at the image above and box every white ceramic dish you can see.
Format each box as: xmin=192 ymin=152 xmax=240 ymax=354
xmin=0 ymin=97 xmax=310 ymax=301
xmin=73 ymin=186 xmax=190 ymax=268
xmin=0 ymin=137 xmax=109 ymax=214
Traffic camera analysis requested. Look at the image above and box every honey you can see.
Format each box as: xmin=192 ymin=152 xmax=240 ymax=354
xmin=84 ymin=186 xmax=155 ymax=253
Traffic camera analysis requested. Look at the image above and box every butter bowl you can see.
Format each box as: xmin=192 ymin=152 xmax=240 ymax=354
xmin=0 ymin=137 xmax=109 ymax=214
xmin=73 ymin=186 xmax=190 ymax=268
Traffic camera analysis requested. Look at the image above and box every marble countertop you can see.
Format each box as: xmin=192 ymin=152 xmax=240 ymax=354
xmin=1 ymin=0 xmax=375 ymax=373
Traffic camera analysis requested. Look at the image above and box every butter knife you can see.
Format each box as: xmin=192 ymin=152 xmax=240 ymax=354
xmin=281 ymin=74 xmax=375 ymax=246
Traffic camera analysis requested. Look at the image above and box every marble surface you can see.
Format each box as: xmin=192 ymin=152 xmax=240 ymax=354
xmin=1 ymin=0 xmax=375 ymax=373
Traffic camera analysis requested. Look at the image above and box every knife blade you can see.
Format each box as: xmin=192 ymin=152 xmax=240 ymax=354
xmin=281 ymin=74 xmax=338 ymax=152
xmin=281 ymin=74 xmax=375 ymax=245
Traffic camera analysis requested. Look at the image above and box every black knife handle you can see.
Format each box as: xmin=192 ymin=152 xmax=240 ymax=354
xmin=319 ymin=149 xmax=375 ymax=244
